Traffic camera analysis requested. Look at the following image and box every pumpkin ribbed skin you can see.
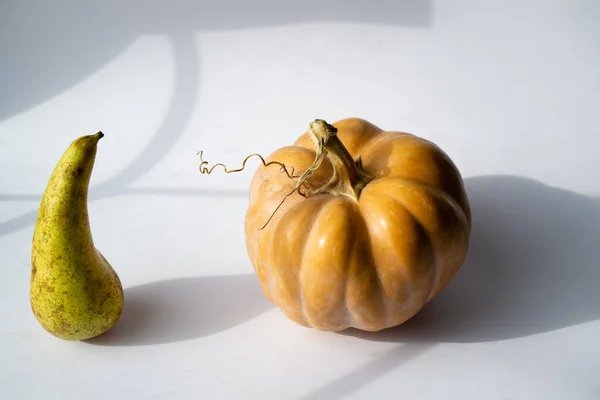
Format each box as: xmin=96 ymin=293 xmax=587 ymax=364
xmin=244 ymin=118 xmax=471 ymax=332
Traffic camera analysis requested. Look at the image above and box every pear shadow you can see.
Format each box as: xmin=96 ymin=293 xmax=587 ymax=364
xmin=86 ymin=274 xmax=273 ymax=346
xmin=341 ymin=175 xmax=600 ymax=343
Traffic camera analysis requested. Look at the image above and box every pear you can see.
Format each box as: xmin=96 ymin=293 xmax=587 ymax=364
xmin=30 ymin=132 xmax=123 ymax=340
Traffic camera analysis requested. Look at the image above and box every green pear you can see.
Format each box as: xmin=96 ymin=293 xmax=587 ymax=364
xmin=30 ymin=132 xmax=123 ymax=340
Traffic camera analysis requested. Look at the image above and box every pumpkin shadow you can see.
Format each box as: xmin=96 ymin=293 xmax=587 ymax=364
xmin=86 ymin=273 xmax=272 ymax=346
xmin=342 ymin=175 xmax=600 ymax=343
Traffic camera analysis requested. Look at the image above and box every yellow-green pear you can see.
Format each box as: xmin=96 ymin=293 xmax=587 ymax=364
xmin=30 ymin=132 xmax=123 ymax=340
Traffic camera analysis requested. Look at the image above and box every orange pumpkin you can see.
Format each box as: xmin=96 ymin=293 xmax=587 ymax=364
xmin=244 ymin=118 xmax=471 ymax=332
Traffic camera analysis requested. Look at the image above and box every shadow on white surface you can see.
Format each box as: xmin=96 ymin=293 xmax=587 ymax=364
xmin=1 ymin=0 xmax=430 ymax=236
xmin=1 ymin=0 xmax=431 ymax=121
xmin=86 ymin=274 xmax=272 ymax=346
xmin=343 ymin=175 xmax=600 ymax=343
xmin=0 ymin=32 xmax=247 ymax=237
xmin=299 ymin=175 xmax=600 ymax=400
xmin=0 ymin=188 xmax=247 ymax=238
xmin=301 ymin=342 xmax=433 ymax=400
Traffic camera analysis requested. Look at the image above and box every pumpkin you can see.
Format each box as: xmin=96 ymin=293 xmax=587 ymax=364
xmin=243 ymin=118 xmax=471 ymax=332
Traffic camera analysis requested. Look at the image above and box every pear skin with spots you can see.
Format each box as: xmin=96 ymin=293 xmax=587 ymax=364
xmin=30 ymin=132 xmax=123 ymax=340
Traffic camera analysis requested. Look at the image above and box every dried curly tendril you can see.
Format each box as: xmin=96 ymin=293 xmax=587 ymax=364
xmin=197 ymin=151 xmax=310 ymax=229
xmin=197 ymin=119 xmax=372 ymax=230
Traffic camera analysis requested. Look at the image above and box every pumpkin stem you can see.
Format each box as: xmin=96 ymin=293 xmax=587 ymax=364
xmin=300 ymin=119 xmax=373 ymax=201
xmin=257 ymin=119 xmax=373 ymax=230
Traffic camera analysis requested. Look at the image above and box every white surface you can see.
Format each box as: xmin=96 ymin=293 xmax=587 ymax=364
xmin=2 ymin=1 xmax=600 ymax=399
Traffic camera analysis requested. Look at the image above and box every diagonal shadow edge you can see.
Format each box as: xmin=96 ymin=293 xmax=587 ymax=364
xmin=94 ymin=33 xmax=199 ymax=191
xmin=0 ymin=33 xmax=207 ymax=237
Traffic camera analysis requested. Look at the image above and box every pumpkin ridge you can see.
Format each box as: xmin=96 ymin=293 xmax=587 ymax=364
xmin=360 ymin=130 xmax=418 ymax=154
xmin=359 ymin=131 xmax=416 ymax=164
xmin=367 ymin=177 xmax=470 ymax=301
xmin=296 ymin=195 xmax=339 ymax=327
xmin=359 ymin=183 xmax=437 ymax=320
xmin=370 ymin=180 xmax=442 ymax=302
xmin=359 ymin=134 xmax=471 ymax=226
xmin=335 ymin=199 xmax=360 ymax=330
xmin=299 ymin=196 xmax=386 ymax=331
xmin=379 ymin=177 xmax=471 ymax=232
xmin=360 ymin=134 xmax=448 ymax=180
xmin=284 ymin=195 xmax=332 ymax=326
xmin=349 ymin=204 xmax=390 ymax=329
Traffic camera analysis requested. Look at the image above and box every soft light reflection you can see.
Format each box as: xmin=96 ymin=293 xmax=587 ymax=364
xmin=379 ymin=217 xmax=388 ymax=229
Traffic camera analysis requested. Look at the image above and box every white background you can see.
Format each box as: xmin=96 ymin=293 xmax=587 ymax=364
xmin=2 ymin=1 xmax=599 ymax=399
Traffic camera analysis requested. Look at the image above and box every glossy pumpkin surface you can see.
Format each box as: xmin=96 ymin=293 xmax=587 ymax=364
xmin=244 ymin=118 xmax=471 ymax=332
